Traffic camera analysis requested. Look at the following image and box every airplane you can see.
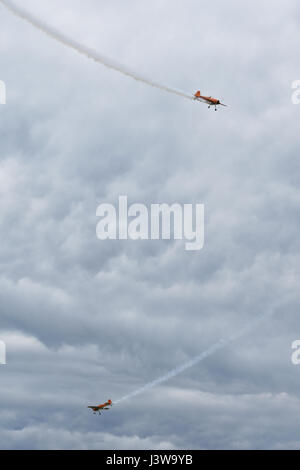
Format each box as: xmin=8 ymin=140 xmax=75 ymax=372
xmin=194 ymin=91 xmax=227 ymax=111
xmin=87 ymin=399 xmax=113 ymax=415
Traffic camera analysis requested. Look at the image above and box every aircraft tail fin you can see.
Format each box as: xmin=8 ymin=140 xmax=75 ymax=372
xmin=194 ymin=91 xmax=201 ymax=98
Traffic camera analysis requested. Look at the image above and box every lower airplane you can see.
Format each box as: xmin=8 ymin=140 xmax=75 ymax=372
xmin=194 ymin=91 xmax=227 ymax=111
xmin=87 ymin=399 xmax=113 ymax=415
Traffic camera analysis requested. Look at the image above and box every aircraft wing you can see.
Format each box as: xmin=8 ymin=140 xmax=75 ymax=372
xmin=195 ymin=96 xmax=210 ymax=104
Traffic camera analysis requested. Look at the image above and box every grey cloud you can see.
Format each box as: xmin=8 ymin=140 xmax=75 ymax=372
xmin=0 ymin=0 xmax=299 ymax=450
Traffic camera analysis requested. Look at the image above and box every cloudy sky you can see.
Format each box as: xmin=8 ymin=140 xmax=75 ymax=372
xmin=0 ymin=0 xmax=300 ymax=450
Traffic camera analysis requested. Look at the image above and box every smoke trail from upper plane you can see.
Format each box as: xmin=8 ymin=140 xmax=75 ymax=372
xmin=114 ymin=310 xmax=275 ymax=404
xmin=0 ymin=0 xmax=195 ymax=102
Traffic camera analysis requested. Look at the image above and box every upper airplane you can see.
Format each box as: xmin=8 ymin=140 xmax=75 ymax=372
xmin=87 ymin=399 xmax=113 ymax=415
xmin=194 ymin=91 xmax=227 ymax=111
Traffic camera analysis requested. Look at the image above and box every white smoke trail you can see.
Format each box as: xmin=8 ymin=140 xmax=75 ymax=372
xmin=114 ymin=310 xmax=274 ymax=404
xmin=0 ymin=0 xmax=198 ymax=102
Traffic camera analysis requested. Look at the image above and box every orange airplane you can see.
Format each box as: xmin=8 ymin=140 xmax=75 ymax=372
xmin=194 ymin=91 xmax=227 ymax=111
xmin=87 ymin=399 xmax=112 ymax=415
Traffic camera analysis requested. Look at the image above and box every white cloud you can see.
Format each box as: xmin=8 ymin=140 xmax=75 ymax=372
xmin=0 ymin=0 xmax=299 ymax=450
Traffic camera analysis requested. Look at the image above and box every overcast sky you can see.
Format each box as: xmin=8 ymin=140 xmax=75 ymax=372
xmin=0 ymin=0 xmax=300 ymax=450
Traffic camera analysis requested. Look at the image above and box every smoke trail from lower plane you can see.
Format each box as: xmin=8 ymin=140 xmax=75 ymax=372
xmin=0 ymin=0 xmax=195 ymax=102
xmin=114 ymin=310 xmax=274 ymax=404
